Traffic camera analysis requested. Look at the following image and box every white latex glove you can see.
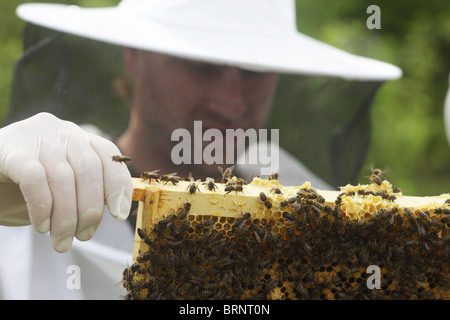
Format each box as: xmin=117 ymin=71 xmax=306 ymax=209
xmin=0 ymin=112 xmax=133 ymax=252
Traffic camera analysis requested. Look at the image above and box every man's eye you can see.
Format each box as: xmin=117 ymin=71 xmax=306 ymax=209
xmin=188 ymin=63 xmax=224 ymax=76
xmin=175 ymin=58 xmax=225 ymax=76
xmin=241 ymin=69 xmax=263 ymax=77
xmin=241 ymin=69 xmax=272 ymax=78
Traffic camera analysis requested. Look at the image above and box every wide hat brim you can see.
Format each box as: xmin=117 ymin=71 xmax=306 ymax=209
xmin=16 ymin=3 xmax=402 ymax=81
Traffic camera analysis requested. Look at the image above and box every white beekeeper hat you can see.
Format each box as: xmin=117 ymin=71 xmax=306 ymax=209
xmin=16 ymin=0 xmax=402 ymax=81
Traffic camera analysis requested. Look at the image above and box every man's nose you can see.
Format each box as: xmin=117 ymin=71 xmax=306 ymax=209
xmin=208 ymin=67 xmax=247 ymax=121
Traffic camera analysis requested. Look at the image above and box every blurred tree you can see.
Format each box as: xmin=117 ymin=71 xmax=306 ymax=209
xmin=295 ymin=0 xmax=450 ymax=195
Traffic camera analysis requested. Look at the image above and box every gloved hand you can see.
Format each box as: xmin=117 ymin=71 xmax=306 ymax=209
xmin=0 ymin=112 xmax=133 ymax=252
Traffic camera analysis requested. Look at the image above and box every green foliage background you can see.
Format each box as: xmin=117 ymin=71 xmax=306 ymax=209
xmin=294 ymin=0 xmax=450 ymax=196
xmin=0 ymin=0 xmax=449 ymax=196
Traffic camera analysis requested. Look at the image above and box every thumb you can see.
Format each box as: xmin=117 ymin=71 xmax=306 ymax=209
xmin=89 ymin=134 xmax=133 ymax=221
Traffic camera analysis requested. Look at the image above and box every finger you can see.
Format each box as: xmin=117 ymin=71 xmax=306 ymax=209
xmin=90 ymin=135 xmax=133 ymax=221
xmin=39 ymin=142 xmax=78 ymax=253
xmin=6 ymin=152 xmax=53 ymax=233
xmin=66 ymin=132 xmax=105 ymax=241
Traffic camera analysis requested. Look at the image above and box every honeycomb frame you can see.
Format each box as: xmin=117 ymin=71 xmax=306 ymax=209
xmin=125 ymin=172 xmax=450 ymax=300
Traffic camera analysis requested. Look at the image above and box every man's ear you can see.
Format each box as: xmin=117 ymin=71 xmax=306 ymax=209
xmin=122 ymin=47 xmax=139 ymax=75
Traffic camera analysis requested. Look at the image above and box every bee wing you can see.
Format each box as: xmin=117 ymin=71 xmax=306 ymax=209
xmin=115 ymin=279 xmax=125 ymax=288
xmin=225 ymin=165 xmax=235 ymax=174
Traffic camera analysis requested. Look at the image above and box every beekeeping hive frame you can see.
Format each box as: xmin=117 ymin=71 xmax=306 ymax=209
xmin=127 ymin=173 xmax=450 ymax=300
xmin=130 ymin=177 xmax=340 ymax=264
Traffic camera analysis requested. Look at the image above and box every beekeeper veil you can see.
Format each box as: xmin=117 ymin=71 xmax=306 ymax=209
xmin=5 ymin=0 xmax=402 ymax=188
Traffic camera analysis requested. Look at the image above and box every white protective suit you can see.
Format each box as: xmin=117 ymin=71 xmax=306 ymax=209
xmin=0 ymin=210 xmax=134 ymax=299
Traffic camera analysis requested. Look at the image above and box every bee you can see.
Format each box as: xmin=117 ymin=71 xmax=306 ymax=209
xmin=221 ymin=270 xmax=234 ymax=286
xmin=112 ymin=155 xmax=132 ymax=164
xmin=403 ymin=208 xmax=416 ymax=224
xmin=371 ymin=168 xmax=384 ymax=175
xmin=234 ymin=212 xmax=251 ymax=229
xmin=160 ymin=173 xmax=180 ymax=185
xmin=369 ymin=174 xmax=383 ymax=185
xmin=136 ymin=227 xmax=153 ymax=246
xmin=186 ymin=178 xmax=201 ymax=195
xmin=395 ymin=214 xmax=404 ymax=228
xmin=316 ymin=195 xmax=325 ymax=204
xmin=202 ymin=177 xmax=217 ymax=192
xmin=293 ymin=202 xmax=303 ymax=215
xmin=323 ymin=205 xmax=333 ymax=214
xmin=268 ymin=173 xmax=279 ymax=181
xmin=259 ymin=192 xmax=268 ymax=202
xmin=270 ymin=186 xmax=282 ymax=194
xmin=129 ymin=263 xmax=140 ymax=274
xmin=218 ymin=165 xmax=235 ymax=183
xmin=224 ymin=183 xmax=234 ymax=194
xmin=224 ymin=182 xmax=244 ymax=194
xmin=375 ymin=190 xmax=397 ymax=202
xmin=321 ymin=215 xmax=331 ymax=229
xmin=135 ymin=251 xmax=150 ymax=264
xmin=235 ymin=177 xmax=248 ymax=186
xmin=311 ymin=202 xmax=323 ymax=215
xmin=263 ymin=200 xmax=272 ymax=209
xmin=368 ymin=168 xmax=385 ymax=185
xmin=156 ymin=214 xmax=176 ymax=230
xmin=392 ymin=186 xmax=402 ymax=193
xmin=285 ymin=227 xmax=296 ymax=239
xmin=335 ymin=194 xmax=343 ymax=206
xmin=417 ymin=210 xmax=431 ymax=225
xmin=344 ymin=191 xmax=356 ymax=197
xmin=177 ymin=202 xmax=192 ymax=220
xmin=286 ymin=196 xmax=296 ymax=204
xmin=304 ymin=211 xmax=312 ymax=224
xmin=282 ymin=211 xmax=295 ymax=222
xmin=324 ymin=249 xmax=336 ymax=263
xmin=130 ymin=207 xmax=138 ymax=216
xmin=202 ymin=219 xmax=215 ymax=229
xmin=180 ymin=220 xmax=190 ymax=233
xmin=178 ymin=281 xmax=193 ymax=297
xmin=140 ymin=169 xmax=160 ymax=182
xmin=180 ymin=248 xmax=191 ymax=267
xmin=279 ymin=200 xmax=289 ymax=208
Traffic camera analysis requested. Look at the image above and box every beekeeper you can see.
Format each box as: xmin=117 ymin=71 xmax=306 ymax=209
xmin=0 ymin=0 xmax=401 ymax=299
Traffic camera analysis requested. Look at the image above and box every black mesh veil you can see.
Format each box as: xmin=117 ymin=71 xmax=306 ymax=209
xmin=5 ymin=23 xmax=383 ymax=188
xmin=267 ymin=75 xmax=381 ymax=187
xmin=5 ymin=23 xmax=130 ymax=138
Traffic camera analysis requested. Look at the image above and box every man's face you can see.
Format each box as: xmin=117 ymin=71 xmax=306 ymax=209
xmin=124 ymin=49 xmax=279 ymax=174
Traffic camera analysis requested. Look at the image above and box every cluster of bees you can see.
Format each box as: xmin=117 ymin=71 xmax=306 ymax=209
xmin=122 ymin=168 xmax=450 ymax=300
xmin=139 ymin=166 xmax=249 ymax=196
